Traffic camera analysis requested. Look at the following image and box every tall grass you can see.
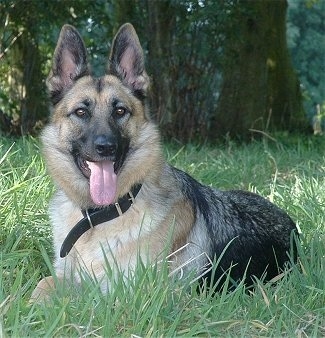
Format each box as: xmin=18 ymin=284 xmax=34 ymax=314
xmin=1 ymin=134 xmax=324 ymax=337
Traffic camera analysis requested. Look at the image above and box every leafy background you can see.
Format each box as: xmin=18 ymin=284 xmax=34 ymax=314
xmin=0 ymin=0 xmax=324 ymax=139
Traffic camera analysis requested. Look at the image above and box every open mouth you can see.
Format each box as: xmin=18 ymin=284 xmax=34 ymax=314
xmin=76 ymin=156 xmax=92 ymax=178
xmin=76 ymin=155 xmax=123 ymax=178
xmin=75 ymin=155 xmax=118 ymax=206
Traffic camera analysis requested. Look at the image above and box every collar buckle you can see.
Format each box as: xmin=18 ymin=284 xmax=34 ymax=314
xmin=128 ymin=191 xmax=135 ymax=203
xmin=114 ymin=202 xmax=123 ymax=216
xmin=85 ymin=209 xmax=94 ymax=228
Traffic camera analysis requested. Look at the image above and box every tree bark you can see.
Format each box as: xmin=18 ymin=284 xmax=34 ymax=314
xmin=146 ymin=0 xmax=175 ymax=125
xmin=214 ymin=0 xmax=307 ymax=139
xmin=19 ymin=36 xmax=46 ymax=135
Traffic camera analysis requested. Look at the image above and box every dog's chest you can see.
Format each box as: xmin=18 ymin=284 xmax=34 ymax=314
xmin=50 ymin=192 xmax=166 ymax=279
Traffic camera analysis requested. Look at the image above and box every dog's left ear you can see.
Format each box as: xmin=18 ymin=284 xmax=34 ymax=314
xmin=109 ymin=23 xmax=149 ymax=96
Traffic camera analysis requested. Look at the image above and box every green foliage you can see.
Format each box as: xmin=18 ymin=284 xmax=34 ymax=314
xmin=0 ymin=0 xmax=114 ymax=135
xmin=287 ymin=0 xmax=325 ymax=120
xmin=0 ymin=0 xmax=314 ymax=139
xmin=1 ymin=135 xmax=325 ymax=336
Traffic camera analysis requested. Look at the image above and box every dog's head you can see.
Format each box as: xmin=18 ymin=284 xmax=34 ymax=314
xmin=42 ymin=24 xmax=162 ymax=208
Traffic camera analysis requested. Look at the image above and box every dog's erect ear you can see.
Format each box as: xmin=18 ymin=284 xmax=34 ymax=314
xmin=109 ymin=23 xmax=149 ymax=97
xmin=47 ymin=25 xmax=89 ymax=104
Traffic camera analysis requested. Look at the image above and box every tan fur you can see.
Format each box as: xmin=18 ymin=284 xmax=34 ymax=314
xmin=31 ymin=170 xmax=197 ymax=300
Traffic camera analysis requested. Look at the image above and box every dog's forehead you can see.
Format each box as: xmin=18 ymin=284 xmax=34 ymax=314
xmin=65 ymin=75 xmax=136 ymax=106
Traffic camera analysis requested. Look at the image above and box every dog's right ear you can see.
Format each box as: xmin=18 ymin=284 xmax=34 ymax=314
xmin=47 ymin=25 xmax=89 ymax=105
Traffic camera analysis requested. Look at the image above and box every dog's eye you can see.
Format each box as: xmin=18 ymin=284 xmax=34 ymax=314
xmin=74 ymin=108 xmax=87 ymax=118
xmin=115 ymin=107 xmax=126 ymax=116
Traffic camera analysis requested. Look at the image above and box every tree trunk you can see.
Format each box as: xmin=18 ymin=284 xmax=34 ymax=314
xmin=214 ymin=0 xmax=307 ymax=139
xmin=146 ymin=0 xmax=175 ymax=126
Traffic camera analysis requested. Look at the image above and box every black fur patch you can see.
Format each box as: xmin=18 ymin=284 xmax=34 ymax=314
xmin=95 ymin=77 xmax=104 ymax=93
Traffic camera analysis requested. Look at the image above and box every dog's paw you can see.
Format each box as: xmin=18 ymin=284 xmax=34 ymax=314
xmin=30 ymin=276 xmax=56 ymax=303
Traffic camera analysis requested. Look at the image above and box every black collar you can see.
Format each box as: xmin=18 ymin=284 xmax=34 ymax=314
xmin=60 ymin=184 xmax=142 ymax=258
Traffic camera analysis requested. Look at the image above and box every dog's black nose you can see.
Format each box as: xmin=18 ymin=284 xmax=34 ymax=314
xmin=94 ymin=135 xmax=117 ymax=157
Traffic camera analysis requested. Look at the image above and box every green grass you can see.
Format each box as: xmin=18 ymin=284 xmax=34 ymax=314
xmin=1 ymin=134 xmax=324 ymax=337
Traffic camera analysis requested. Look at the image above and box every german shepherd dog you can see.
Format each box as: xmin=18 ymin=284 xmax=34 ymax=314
xmin=31 ymin=23 xmax=297 ymax=300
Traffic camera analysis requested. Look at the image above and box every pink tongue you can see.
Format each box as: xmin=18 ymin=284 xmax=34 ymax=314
xmin=86 ymin=160 xmax=117 ymax=206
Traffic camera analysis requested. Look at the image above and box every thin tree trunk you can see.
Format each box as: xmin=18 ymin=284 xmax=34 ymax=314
xmin=146 ymin=0 xmax=175 ymax=125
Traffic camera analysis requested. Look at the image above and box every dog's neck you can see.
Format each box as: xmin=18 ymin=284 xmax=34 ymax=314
xmin=60 ymin=184 xmax=142 ymax=258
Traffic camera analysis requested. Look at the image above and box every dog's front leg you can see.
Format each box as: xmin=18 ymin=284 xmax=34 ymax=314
xmin=30 ymin=276 xmax=58 ymax=303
